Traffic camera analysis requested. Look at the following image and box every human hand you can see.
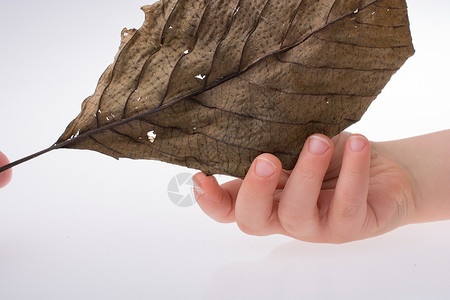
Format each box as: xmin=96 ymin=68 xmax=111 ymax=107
xmin=193 ymin=133 xmax=417 ymax=243
xmin=0 ymin=152 xmax=12 ymax=188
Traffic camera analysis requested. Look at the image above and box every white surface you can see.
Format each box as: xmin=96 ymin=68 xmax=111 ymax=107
xmin=0 ymin=1 xmax=449 ymax=299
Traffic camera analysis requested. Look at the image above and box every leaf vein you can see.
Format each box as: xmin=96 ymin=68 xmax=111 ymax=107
xmin=274 ymin=54 xmax=399 ymax=72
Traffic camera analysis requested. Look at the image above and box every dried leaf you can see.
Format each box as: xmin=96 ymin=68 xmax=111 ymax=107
xmin=0 ymin=0 xmax=414 ymax=178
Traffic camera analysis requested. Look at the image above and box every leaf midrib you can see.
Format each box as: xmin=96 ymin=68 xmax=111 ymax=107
xmin=0 ymin=0 xmax=390 ymax=174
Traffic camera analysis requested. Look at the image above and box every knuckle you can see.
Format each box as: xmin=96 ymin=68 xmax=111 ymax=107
xmin=336 ymin=191 xmax=364 ymax=216
xmin=278 ymin=214 xmax=297 ymax=234
xmin=340 ymin=203 xmax=361 ymax=219
xmin=278 ymin=212 xmax=312 ymax=237
xmin=344 ymin=167 xmax=364 ymax=179
xmin=335 ymin=201 xmax=362 ymax=221
xmin=296 ymin=165 xmax=320 ymax=181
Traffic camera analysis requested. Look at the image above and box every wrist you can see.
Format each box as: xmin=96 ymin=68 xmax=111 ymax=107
xmin=376 ymin=131 xmax=450 ymax=224
xmin=370 ymin=140 xmax=419 ymax=226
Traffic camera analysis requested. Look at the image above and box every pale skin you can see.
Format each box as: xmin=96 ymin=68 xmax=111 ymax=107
xmin=193 ymin=130 xmax=450 ymax=243
xmin=1 ymin=131 xmax=449 ymax=243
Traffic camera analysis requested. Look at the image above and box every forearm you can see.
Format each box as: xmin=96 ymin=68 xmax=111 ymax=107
xmin=377 ymin=130 xmax=450 ymax=223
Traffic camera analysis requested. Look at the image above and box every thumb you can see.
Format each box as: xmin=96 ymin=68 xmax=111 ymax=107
xmin=234 ymin=154 xmax=283 ymax=235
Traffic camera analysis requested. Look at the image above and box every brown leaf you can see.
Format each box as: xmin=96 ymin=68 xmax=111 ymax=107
xmin=2 ymin=0 xmax=415 ymax=178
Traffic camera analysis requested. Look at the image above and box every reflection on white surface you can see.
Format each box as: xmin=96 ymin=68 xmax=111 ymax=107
xmin=204 ymin=226 xmax=450 ymax=300
xmin=0 ymin=0 xmax=449 ymax=299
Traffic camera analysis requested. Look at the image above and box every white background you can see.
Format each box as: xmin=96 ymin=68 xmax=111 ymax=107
xmin=0 ymin=0 xmax=449 ymax=299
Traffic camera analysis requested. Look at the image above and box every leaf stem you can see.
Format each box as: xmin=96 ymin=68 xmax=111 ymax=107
xmin=0 ymin=139 xmax=72 ymax=173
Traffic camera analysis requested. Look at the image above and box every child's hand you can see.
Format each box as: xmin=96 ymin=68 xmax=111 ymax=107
xmin=0 ymin=151 xmax=12 ymax=188
xmin=193 ymin=133 xmax=417 ymax=243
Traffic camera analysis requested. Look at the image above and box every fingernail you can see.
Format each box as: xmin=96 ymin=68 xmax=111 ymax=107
xmin=192 ymin=176 xmax=204 ymax=198
xmin=255 ymin=158 xmax=276 ymax=178
xmin=308 ymin=135 xmax=330 ymax=154
xmin=349 ymin=136 xmax=366 ymax=152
